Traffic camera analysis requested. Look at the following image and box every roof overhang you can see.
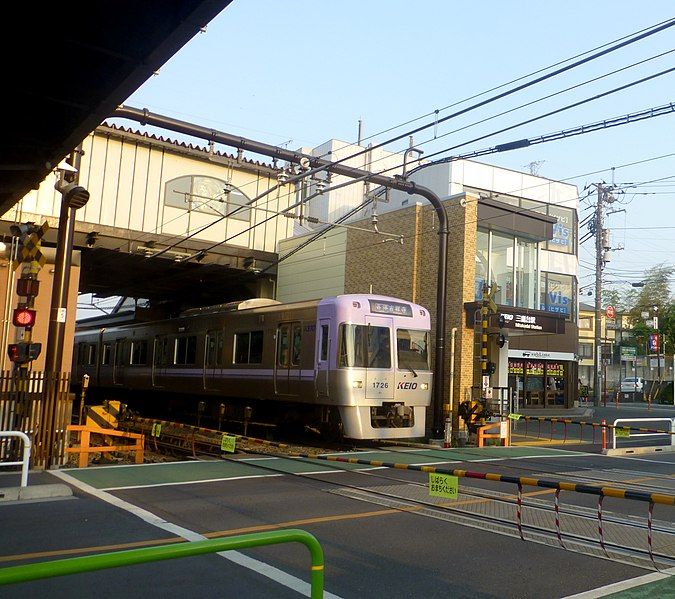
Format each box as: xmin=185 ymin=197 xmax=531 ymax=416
xmin=2 ymin=1 xmax=233 ymax=214
xmin=478 ymin=196 xmax=556 ymax=242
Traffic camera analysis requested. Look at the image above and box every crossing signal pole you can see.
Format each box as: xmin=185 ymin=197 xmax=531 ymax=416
xmin=8 ymin=222 xmax=49 ymax=371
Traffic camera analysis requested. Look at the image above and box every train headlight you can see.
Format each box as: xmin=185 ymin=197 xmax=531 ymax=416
xmin=420 ymin=383 xmax=429 ymax=390
xmin=352 ymin=380 xmax=363 ymax=389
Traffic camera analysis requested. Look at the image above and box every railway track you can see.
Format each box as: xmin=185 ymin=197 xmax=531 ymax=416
xmin=106 ymin=414 xmax=675 ymax=570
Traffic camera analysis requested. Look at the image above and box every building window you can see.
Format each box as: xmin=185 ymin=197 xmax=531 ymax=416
xmin=516 ymin=238 xmax=538 ymax=309
xmin=579 ymin=316 xmax=593 ymax=330
xmin=475 ymin=229 xmax=489 ymax=301
xmin=579 ymin=343 xmax=593 ymax=358
xmin=540 ymin=272 xmax=575 ymax=320
xmin=546 ymin=204 xmax=575 ymax=254
xmin=164 ymin=176 xmax=250 ymax=222
xmin=490 ymin=232 xmax=515 ymax=307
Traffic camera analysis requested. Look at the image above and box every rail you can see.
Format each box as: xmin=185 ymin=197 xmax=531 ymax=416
xmin=0 ymin=431 xmax=30 ymax=487
xmin=612 ymin=417 xmax=675 ymax=450
xmin=0 ymin=529 xmax=325 ymax=598
xmin=289 ymin=450 xmax=674 ymax=568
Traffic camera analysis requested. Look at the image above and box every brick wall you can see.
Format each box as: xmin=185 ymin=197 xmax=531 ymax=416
xmin=343 ymin=194 xmax=479 ymax=432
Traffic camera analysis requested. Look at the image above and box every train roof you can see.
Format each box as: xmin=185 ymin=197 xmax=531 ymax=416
xmin=74 ymin=294 xmax=429 ymax=335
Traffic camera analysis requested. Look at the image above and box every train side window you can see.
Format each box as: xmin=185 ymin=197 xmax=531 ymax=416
xmin=101 ymin=343 xmax=112 ymax=365
xmin=175 ymin=336 xmax=197 ymax=365
xmin=86 ymin=344 xmax=97 ymax=366
xmin=320 ymin=325 xmax=329 ymax=361
xmin=130 ymin=340 xmax=148 ymax=365
xmin=277 ymin=325 xmax=290 ymax=368
xmin=206 ymin=331 xmax=224 ymax=367
xmin=234 ymin=331 xmax=263 ymax=364
xmin=249 ymin=331 xmax=263 ymax=364
xmin=154 ymin=337 xmax=169 ymax=366
xmin=291 ymin=324 xmax=302 ymax=366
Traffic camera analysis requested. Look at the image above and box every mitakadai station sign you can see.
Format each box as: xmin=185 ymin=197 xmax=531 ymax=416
xmin=465 ymin=303 xmax=565 ymax=335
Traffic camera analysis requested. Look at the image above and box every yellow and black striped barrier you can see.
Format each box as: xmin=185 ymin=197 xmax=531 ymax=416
xmin=502 ymin=412 xmax=675 ymax=444
xmin=86 ymin=401 xmax=126 ymax=429
xmin=132 ymin=417 xmax=675 ymax=506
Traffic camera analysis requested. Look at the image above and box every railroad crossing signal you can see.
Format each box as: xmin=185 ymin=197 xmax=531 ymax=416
xmin=12 ymin=221 xmax=49 ymax=271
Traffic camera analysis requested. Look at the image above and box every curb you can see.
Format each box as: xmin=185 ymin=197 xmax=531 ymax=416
xmin=0 ymin=483 xmax=73 ymax=503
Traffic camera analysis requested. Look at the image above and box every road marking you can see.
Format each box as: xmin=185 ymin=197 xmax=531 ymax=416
xmin=101 ymin=473 xmax=283 ymax=491
xmin=560 ymin=568 xmax=675 ymax=598
xmin=51 ymin=470 xmax=343 ymax=598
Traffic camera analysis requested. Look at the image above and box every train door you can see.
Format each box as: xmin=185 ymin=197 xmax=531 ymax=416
xmin=112 ymin=338 xmax=126 ymax=386
xmin=364 ymin=317 xmax=394 ymax=400
xmin=274 ymin=322 xmax=301 ymax=396
xmin=204 ymin=329 xmax=223 ymax=391
xmin=315 ymin=319 xmax=330 ymax=399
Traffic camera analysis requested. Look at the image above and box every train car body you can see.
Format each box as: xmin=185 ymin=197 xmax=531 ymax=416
xmin=73 ymin=294 xmax=432 ymax=439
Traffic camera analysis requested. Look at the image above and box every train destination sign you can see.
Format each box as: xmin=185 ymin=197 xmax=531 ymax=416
xmin=369 ymin=300 xmax=413 ymax=317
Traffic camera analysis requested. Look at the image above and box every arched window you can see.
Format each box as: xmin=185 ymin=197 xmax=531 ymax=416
xmin=164 ymin=175 xmax=250 ymax=222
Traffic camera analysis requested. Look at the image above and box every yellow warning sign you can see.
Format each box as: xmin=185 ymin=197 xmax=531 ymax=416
xmin=220 ymin=434 xmax=236 ymax=453
xmin=151 ymin=423 xmax=162 ymax=437
xmin=429 ymin=473 xmax=458 ymax=499
xmin=615 ymin=427 xmax=631 ymax=438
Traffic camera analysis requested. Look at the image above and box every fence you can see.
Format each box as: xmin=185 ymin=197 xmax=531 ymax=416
xmin=0 ymin=370 xmax=73 ymax=469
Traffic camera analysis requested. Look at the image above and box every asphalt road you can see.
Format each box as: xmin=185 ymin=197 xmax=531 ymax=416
xmin=1 ymin=445 xmax=673 ymax=598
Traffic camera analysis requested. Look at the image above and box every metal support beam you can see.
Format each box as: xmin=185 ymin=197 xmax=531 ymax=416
xmin=113 ymin=106 xmax=451 ymax=437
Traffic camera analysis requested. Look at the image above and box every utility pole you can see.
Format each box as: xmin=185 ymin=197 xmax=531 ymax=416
xmin=593 ymin=184 xmax=604 ymax=405
xmin=593 ymin=183 xmax=613 ymax=405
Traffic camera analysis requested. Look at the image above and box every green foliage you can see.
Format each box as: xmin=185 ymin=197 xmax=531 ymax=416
xmin=623 ymin=264 xmax=674 ymax=351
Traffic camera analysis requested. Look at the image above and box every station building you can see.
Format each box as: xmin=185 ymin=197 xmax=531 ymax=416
xmin=277 ymin=157 xmax=580 ymax=425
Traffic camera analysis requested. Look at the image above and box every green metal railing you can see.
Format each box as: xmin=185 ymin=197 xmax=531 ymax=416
xmin=0 ymin=529 xmax=324 ymax=598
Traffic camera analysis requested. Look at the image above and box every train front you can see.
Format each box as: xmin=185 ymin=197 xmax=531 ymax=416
xmin=318 ymin=295 xmax=432 ymax=439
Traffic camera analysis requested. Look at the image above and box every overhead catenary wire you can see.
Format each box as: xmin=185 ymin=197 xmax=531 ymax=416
xmin=93 ymin=19 xmax=675 ymax=268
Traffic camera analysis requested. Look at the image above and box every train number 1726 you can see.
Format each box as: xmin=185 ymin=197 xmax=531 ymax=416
xmin=372 ymin=381 xmax=389 ymax=389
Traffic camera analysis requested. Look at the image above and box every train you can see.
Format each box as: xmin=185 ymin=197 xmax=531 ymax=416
xmin=72 ymin=294 xmax=433 ymax=440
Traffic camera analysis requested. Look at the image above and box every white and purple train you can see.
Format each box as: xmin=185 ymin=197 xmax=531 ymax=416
xmin=72 ymin=294 xmax=433 ymax=440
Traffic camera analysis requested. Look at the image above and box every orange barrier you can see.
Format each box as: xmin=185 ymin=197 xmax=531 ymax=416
xmin=477 ymin=420 xmax=510 ymax=448
xmin=65 ymin=425 xmax=144 ymax=467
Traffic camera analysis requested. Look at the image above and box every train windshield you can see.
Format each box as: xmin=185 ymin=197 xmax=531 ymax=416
xmin=338 ymin=324 xmax=391 ymax=368
xmin=396 ymin=329 xmax=430 ymax=371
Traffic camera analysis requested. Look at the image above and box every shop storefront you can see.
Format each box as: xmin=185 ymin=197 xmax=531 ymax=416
xmin=508 ymin=350 xmax=576 ymax=409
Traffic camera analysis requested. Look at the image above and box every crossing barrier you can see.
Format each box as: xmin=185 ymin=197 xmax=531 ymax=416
xmin=65 ymin=425 xmax=144 ymax=467
xmin=503 ymin=413 xmax=675 ymax=446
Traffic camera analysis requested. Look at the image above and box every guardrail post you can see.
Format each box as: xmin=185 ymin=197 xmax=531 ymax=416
xmin=601 ymin=419 xmax=607 ymax=451
xmin=0 ymin=431 xmax=31 ymax=487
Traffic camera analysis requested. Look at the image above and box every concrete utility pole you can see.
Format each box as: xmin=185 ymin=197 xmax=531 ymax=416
xmin=594 ymin=184 xmax=605 ymax=406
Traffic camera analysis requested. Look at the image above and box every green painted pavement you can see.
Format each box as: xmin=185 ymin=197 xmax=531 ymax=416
xmin=605 ymin=576 xmax=675 ymax=598
xmin=65 ymin=461 xmax=271 ymax=489
xmin=63 ymin=446 xmax=579 ymax=489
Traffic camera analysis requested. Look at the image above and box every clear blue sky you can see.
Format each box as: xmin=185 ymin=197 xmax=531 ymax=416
xmin=113 ymin=1 xmax=675 ymax=302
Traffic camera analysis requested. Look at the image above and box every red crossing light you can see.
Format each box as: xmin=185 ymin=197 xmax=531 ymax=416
xmin=12 ymin=307 xmax=36 ymax=329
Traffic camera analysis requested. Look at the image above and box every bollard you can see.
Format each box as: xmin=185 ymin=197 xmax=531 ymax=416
xmin=601 ymin=419 xmax=607 ymax=450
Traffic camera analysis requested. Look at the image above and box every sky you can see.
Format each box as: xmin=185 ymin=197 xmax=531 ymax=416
xmin=109 ymin=1 xmax=675 ymax=306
